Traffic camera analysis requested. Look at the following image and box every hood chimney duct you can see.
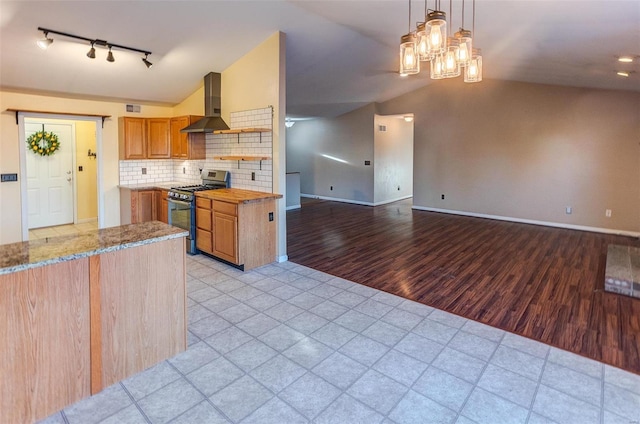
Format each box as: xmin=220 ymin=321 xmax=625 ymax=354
xmin=181 ymin=72 xmax=230 ymax=133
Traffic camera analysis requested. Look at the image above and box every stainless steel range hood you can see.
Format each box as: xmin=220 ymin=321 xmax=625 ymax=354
xmin=181 ymin=72 xmax=230 ymax=133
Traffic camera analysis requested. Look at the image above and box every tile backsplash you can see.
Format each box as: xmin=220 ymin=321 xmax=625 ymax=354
xmin=119 ymin=107 xmax=273 ymax=192
xmin=203 ymin=107 xmax=273 ymax=192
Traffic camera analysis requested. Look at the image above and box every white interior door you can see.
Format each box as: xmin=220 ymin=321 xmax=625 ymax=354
xmin=25 ymin=122 xmax=74 ymax=229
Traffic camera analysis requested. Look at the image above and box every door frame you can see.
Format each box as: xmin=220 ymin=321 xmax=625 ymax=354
xmin=18 ymin=112 xmax=104 ymax=240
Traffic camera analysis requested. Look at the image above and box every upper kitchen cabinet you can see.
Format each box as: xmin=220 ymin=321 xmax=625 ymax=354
xmin=170 ymin=116 xmax=205 ymax=160
xmin=119 ymin=117 xmax=146 ymax=159
xmin=119 ymin=117 xmax=170 ymax=160
xmin=146 ymin=118 xmax=171 ymax=159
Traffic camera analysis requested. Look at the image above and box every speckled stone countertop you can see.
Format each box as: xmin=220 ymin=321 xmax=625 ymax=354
xmin=119 ymin=181 xmax=187 ymax=191
xmin=0 ymin=221 xmax=188 ymax=275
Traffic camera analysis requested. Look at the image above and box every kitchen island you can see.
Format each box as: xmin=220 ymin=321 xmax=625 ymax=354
xmin=195 ymin=188 xmax=282 ymax=270
xmin=0 ymin=222 xmax=188 ymax=424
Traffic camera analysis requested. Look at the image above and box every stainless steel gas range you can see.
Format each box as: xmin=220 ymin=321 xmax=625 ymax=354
xmin=167 ymin=169 xmax=230 ymax=254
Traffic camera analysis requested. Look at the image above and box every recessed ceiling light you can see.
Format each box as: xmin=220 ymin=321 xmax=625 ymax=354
xmin=617 ymin=71 xmax=629 ymax=77
xmin=618 ymin=56 xmax=634 ymax=63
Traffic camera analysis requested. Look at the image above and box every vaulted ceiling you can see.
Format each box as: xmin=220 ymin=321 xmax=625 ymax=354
xmin=1 ymin=1 xmax=638 ymax=118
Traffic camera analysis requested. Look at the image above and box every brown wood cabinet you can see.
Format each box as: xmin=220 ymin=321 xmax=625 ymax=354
xmin=194 ymin=194 xmax=277 ymax=270
xmin=195 ymin=197 xmax=213 ymax=254
xmin=119 ymin=117 xmax=146 ymax=159
xmin=119 ymin=117 xmax=170 ymax=160
xmin=157 ymin=190 xmax=169 ymax=224
xmin=120 ymin=188 xmax=157 ymax=225
xmin=170 ymin=116 xmax=205 ymax=160
xmin=146 ymin=118 xmax=171 ymax=159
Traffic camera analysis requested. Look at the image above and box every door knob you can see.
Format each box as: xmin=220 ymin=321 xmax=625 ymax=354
xmin=66 ymin=171 xmax=72 ymax=174
xmin=67 ymin=177 xmax=72 ymax=182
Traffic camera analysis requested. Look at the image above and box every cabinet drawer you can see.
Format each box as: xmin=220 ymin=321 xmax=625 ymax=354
xmin=196 ymin=229 xmax=213 ymax=254
xmin=195 ymin=197 xmax=211 ymax=209
xmin=196 ymin=207 xmax=212 ymax=231
xmin=213 ymin=201 xmax=237 ymax=216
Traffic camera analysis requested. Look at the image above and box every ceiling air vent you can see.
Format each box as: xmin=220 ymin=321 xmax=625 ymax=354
xmin=378 ymin=125 xmax=387 ymax=132
xmin=126 ymin=104 xmax=141 ymax=113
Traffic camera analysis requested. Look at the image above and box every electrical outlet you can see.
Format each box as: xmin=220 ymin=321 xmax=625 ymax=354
xmin=397 ymin=186 xmax=401 ymax=191
xmin=141 ymin=168 xmax=147 ymax=175
xmin=606 ymin=209 xmax=612 ymax=218
xmin=330 ymin=186 xmax=333 ymax=190
xmin=251 ymin=172 xmax=255 ymax=181
xmin=441 ymin=194 xmax=445 ymax=200
xmin=566 ymin=206 xmax=572 ymax=214
xmin=268 ymin=212 xmax=274 ymax=222
xmin=183 ymin=167 xmax=186 ymax=174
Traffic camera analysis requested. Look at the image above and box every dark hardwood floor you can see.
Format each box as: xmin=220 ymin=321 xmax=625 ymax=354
xmin=287 ymin=198 xmax=640 ymax=375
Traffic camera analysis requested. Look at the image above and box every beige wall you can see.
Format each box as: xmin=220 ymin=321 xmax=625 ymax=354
xmin=221 ymin=32 xmax=287 ymax=260
xmin=374 ymin=114 xmax=413 ymax=204
xmin=286 ymin=104 xmax=376 ymax=203
xmin=377 ymin=79 xmax=640 ymax=234
xmin=0 ymin=91 xmax=176 ymax=244
xmin=74 ymin=121 xmax=98 ymax=221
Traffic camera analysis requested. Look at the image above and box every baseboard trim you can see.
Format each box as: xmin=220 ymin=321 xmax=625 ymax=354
xmin=76 ymin=217 xmax=98 ymax=224
xmin=286 ymin=205 xmax=301 ymax=210
xmin=277 ymin=255 xmax=289 ymax=263
xmin=301 ymin=194 xmax=374 ymax=206
xmin=412 ymin=206 xmax=640 ymax=238
xmin=300 ymin=193 xmax=413 ymax=207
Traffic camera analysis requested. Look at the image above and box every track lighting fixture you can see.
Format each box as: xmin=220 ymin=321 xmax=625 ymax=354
xmin=142 ymin=53 xmax=153 ymax=69
xmin=86 ymin=42 xmax=96 ymax=59
xmin=36 ymin=31 xmax=53 ymax=49
xmin=106 ymin=47 xmax=115 ymax=63
xmin=36 ymin=27 xmax=152 ymax=68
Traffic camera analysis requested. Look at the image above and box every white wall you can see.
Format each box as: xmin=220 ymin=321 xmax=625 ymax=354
xmin=377 ymin=79 xmax=640 ymax=234
xmin=286 ymin=104 xmax=375 ymax=204
xmin=373 ymin=114 xmax=413 ymax=205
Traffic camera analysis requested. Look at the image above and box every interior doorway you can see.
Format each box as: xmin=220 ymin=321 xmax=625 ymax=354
xmin=19 ymin=114 xmax=102 ymax=241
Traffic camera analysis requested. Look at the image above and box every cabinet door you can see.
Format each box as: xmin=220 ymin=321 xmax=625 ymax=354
xmin=213 ymin=212 xmax=238 ymax=264
xmin=147 ymin=118 xmax=171 ymax=159
xmin=157 ymin=190 xmax=168 ymax=224
xmin=122 ymin=118 xmax=146 ymax=159
xmin=170 ymin=117 xmax=189 ymax=158
xmin=137 ymin=190 xmax=156 ymax=223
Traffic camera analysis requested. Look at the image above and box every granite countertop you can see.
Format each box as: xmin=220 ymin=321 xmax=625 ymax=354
xmin=0 ymin=221 xmax=188 ymax=275
xmin=119 ymin=181 xmax=186 ymax=191
xmin=195 ymin=188 xmax=283 ymax=204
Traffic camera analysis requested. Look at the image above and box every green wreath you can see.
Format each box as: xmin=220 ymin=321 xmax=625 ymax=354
xmin=27 ymin=131 xmax=60 ymax=156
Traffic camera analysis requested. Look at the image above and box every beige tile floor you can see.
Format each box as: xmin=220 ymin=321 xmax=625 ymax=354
xmin=29 ymin=220 xmax=98 ymax=240
xmin=38 ymin=254 xmax=640 ymax=424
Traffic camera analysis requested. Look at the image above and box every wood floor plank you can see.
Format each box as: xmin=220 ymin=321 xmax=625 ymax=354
xmin=287 ymin=198 xmax=640 ymax=375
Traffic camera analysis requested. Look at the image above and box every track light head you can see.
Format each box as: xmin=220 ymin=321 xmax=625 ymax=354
xmin=142 ymin=54 xmax=153 ymax=69
xmin=86 ymin=43 xmax=96 ymax=59
xmin=37 ymin=31 xmax=53 ymax=49
xmin=106 ymin=47 xmax=115 ymax=63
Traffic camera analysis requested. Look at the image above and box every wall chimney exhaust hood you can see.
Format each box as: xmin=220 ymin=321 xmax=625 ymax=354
xmin=181 ymin=72 xmax=230 ymax=133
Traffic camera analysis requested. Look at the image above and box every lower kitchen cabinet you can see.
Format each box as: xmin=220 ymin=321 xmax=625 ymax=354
xmin=120 ymin=188 xmax=160 ymax=224
xmin=212 ymin=202 xmax=238 ymax=264
xmin=195 ymin=197 xmax=213 ymax=253
xmin=157 ymin=190 xmax=169 ymax=224
xmin=194 ymin=192 xmax=277 ymax=270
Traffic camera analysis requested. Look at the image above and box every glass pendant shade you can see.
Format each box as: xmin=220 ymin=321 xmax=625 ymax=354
xmin=426 ymin=10 xmax=447 ymax=55
xmin=443 ymin=38 xmax=460 ymax=78
xmin=430 ymin=54 xmax=445 ymax=79
xmin=455 ymin=29 xmax=472 ymax=66
xmin=399 ymin=33 xmax=420 ymax=75
xmin=416 ymin=22 xmax=432 ymax=61
xmin=464 ymin=49 xmax=482 ymax=82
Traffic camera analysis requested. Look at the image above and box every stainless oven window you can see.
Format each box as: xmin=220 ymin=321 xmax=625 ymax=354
xmin=168 ymin=199 xmax=191 ymax=232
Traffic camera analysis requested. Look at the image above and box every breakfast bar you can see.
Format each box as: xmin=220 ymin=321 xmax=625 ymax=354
xmin=0 ymin=222 xmax=188 ymax=423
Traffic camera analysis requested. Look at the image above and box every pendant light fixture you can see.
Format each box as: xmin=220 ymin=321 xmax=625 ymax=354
xmin=397 ymin=0 xmax=482 ymax=82
xmin=106 ymin=46 xmax=115 ymax=63
xmin=399 ymin=0 xmax=419 ymax=75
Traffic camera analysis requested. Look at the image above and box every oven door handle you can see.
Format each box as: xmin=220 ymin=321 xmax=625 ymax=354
xmin=168 ymin=199 xmax=191 ymax=207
